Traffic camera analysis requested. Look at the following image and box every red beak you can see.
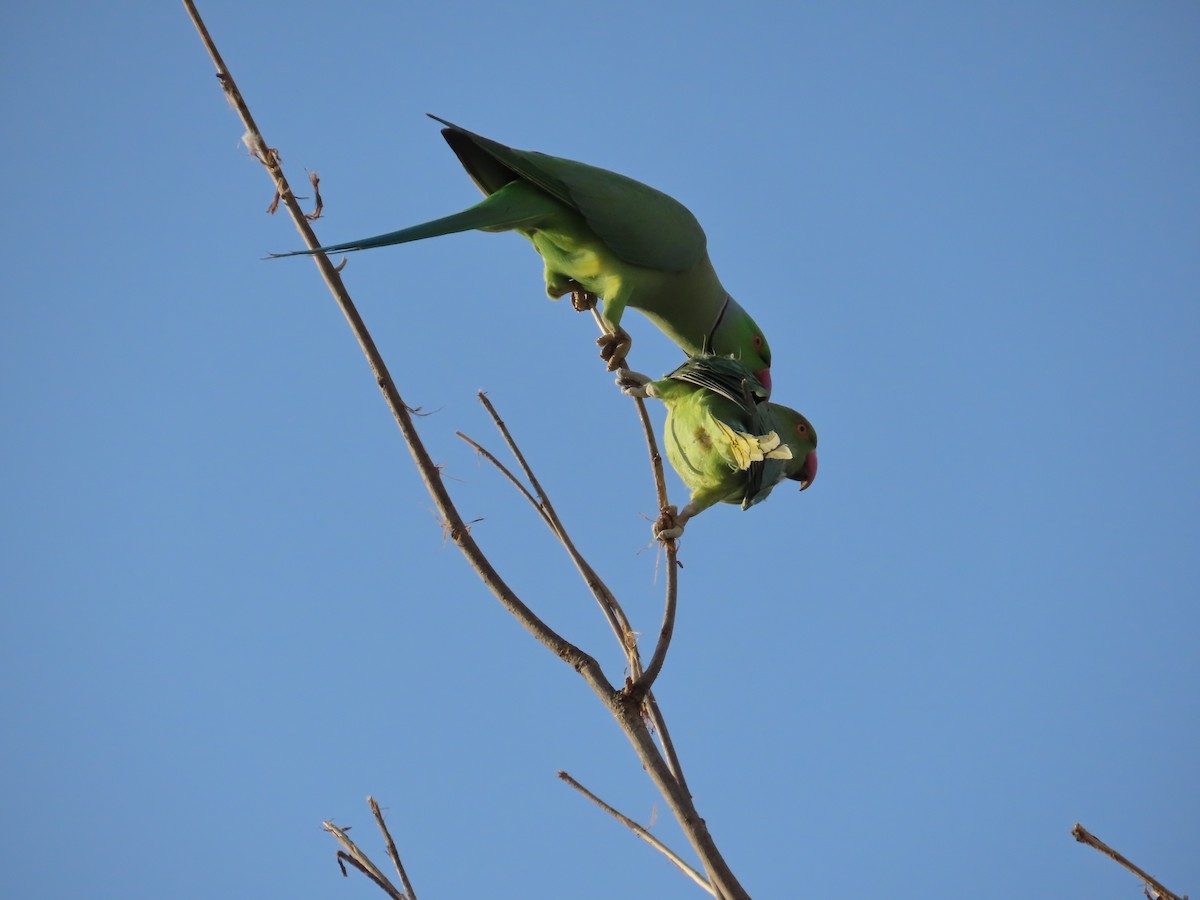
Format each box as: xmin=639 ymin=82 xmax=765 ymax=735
xmin=798 ymin=450 xmax=818 ymax=491
xmin=755 ymin=368 xmax=772 ymax=395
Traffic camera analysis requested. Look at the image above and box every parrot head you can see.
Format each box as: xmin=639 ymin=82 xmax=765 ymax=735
xmin=773 ymin=405 xmax=818 ymax=491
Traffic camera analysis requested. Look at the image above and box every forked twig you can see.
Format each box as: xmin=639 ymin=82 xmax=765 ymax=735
xmin=461 ymin=394 xmax=689 ymax=793
xmin=455 ymin=430 xmax=546 ymax=520
xmin=1071 ymin=823 xmax=1187 ymax=900
xmin=323 ymin=818 xmax=407 ymax=900
xmin=470 ymin=393 xmax=641 ymax=664
xmin=559 ymin=770 xmax=714 ymax=897
xmin=455 ymin=425 xmax=635 ymax=670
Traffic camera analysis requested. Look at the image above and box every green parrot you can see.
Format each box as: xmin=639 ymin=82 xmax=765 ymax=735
xmin=618 ymin=355 xmax=817 ymax=539
xmin=273 ymin=115 xmax=774 ymax=392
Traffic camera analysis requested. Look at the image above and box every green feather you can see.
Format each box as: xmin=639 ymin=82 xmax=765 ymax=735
xmin=644 ymin=356 xmax=817 ymax=522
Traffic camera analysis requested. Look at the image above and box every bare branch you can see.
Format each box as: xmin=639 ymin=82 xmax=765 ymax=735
xmin=183 ymin=4 xmax=747 ymax=894
xmin=646 ymin=692 xmax=690 ymax=796
xmin=306 ymin=171 xmax=324 ymax=220
xmin=456 ymin=430 xmax=548 ymax=525
xmin=559 ymin=771 xmax=714 ymax=897
xmin=1072 ymin=823 xmax=1187 ymax=900
xmin=369 ymin=797 xmax=418 ymax=900
xmin=323 ymin=819 xmax=407 ymax=899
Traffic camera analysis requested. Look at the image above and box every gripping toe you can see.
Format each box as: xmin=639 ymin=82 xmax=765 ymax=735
xmin=597 ymin=328 xmax=632 ymax=371
xmin=652 ymin=505 xmax=686 ymax=542
xmin=616 ymin=370 xmax=653 ymax=398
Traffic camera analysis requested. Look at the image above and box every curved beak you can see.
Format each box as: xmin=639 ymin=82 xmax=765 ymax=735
xmin=791 ymin=449 xmax=817 ymax=491
xmin=754 ymin=367 xmax=772 ymax=395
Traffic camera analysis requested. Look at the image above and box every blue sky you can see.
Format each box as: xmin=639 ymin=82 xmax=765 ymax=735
xmin=2 ymin=2 xmax=1197 ymax=898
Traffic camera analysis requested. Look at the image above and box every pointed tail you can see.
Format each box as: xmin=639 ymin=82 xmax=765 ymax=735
xmin=268 ymin=180 xmax=553 ymax=258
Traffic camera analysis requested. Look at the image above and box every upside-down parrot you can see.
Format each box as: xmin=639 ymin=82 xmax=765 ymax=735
xmin=273 ymin=115 xmax=774 ymax=392
xmin=618 ymin=355 xmax=817 ymax=538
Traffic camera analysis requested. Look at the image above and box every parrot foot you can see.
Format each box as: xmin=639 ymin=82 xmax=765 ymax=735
xmin=615 ymin=370 xmax=654 ymax=398
xmin=597 ymin=328 xmax=632 ymax=371
xmin=653 ymin=505 xmax=690 ymax=542
xmin=570 ymin=286 xmax=598 ymax=312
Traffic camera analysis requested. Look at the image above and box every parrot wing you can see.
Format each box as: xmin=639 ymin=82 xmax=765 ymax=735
xmin=429 ymin=114 xmax=707 ymax=273
xmin=663 ymin=355 xmax=768 ymax=414
xmin=743 ymin=417 xmax=793 ymax=509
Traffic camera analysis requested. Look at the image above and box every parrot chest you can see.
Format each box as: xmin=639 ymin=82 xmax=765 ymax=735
xmin=526 ymin=227 xmax=726 ymax=356
xmin=662 ymin=403 xmax=747 ymax=506
xmin=530 ymin=230 xmax=613 ymax=287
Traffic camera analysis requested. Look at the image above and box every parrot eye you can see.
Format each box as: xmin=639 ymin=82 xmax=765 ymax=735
xmin=795 ymin=423 xmax=808 ymax=435
xmin=752 ymin=335 xmax=764 ymax=351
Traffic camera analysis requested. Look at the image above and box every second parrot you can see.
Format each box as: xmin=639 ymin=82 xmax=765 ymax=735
xmin=618 ymin=355 xmax=817 ymax=539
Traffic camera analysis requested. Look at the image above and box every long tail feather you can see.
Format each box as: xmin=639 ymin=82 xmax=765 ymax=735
xmin=268 ymin=180 xmax=551 ymax=259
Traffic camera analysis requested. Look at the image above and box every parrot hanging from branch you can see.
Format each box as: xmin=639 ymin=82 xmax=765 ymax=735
xmin=618 ymin=356 xmax=817 ymax=539
xmin=272 ymin=115 xmax=774 ymax=393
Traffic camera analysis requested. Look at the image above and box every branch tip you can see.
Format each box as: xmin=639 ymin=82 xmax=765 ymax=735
xmin=1072 ymin=823 xmax=1186 ymax=900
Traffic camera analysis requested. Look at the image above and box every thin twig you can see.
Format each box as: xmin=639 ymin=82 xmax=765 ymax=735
xmin=559 ymin=771 xmax=714 ymax=897
xmin=323 ymin=819 xmax=407 ymax=900
xmin=457 ymin=426 xmax=632 ymax=670
xmin=585 ymin=311 xmax=680 ymax=706
xmin=306 ymin=171 xmax=324 ymax=220
xmin=456 ymin=431 xmax=548 ymax=525
xmin=645 ymin=692 xmax=689 ymax=796
xmin=369 ymin=797 xmax=418 ymax=900
xmin=590 ymin=307 xmax=671 ymax=508
xmin=335 ymin=851 xmax=373 ymax=881
xmin=473 ymin=393 xmax=642 ymax=666
xmin=1072 ymin=823 xmax=1187 ymax=900
xmin=627 ymin=564 xmax=678 ymax=702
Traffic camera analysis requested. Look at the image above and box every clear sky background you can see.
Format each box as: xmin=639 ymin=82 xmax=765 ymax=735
xmin=2 ymin=3 xmax=1196 ymax=898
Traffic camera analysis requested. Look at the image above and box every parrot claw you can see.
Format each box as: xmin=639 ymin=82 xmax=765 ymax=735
xmin=570 ymin=287 xmax=598 ymax=312
xmin=656 ymin=524 xmax=685 ymax=541
xmin=652 ymin=506 xmax=686 ymax=541
xmin=616 ymin=370 xmax=653 ymax=398
xmin=597 ymin=328 xmax=632 ymax=371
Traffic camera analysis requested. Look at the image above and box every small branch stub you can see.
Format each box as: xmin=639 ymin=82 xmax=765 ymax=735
xmin=1071 ymin=823 xmax=1187 ymax=900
